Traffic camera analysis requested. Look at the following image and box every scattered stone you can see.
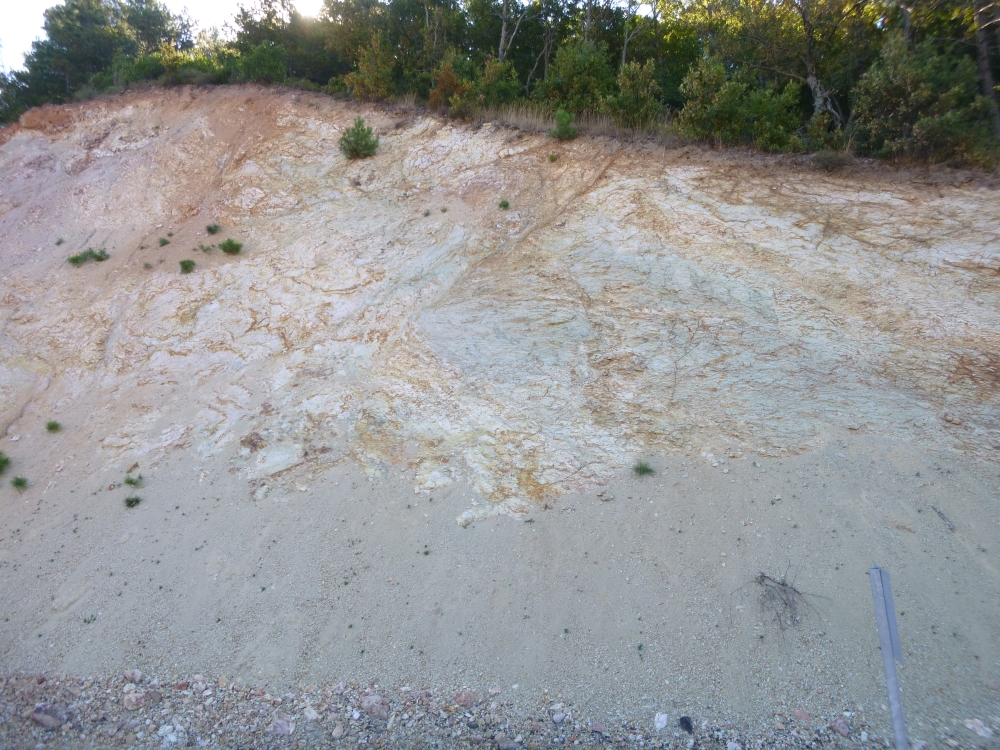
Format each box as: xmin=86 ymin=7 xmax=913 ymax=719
xmin=590 ymin=722 xmax=605 ymax=734
xmin=122 ymin=689 xmax=145 ymax=710
xmin=793 ymin=709 xmax=810 ymax=721
xmin=454 ymin=690 xmax=476 ymax=707
xmin=331 ymin=721 xmax=344 ymax=738
xmin=147 ymin=690 xmax=162 ymax=704
xmin=654 ymin=713 xmax=668 ymax=732
xmin=303 ymin=705 xmax=320 ymax=721
xmin=679 ymin=716 xmax=694 ymax=734
xmin=122 ymin=669 xmax=143 ymax=683
xmin=829 ymin=717 xmax=850 ymax=736
xmin=29 ymin=704 xmax=72 ymax=730
xmin=552 ymin=712 xmax=566 ymax=724
xmin=727 ymin=742 xmax=743 ymax=750
xmin=965 ymin=719 xmax=994 ymax=738
xmin=361 ymin=693 xmax=389 ymax=720
xmin=265 ymin=717 xmax=295 ymax=735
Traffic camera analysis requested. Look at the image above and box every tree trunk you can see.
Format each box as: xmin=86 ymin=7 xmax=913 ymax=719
xmin=973 ymin=1 xmax=1000 ymax=139
xmin=499 ymin=0 xmax=510 ymax=61
xmin=585 ymin=0 xmax=593 ymax=41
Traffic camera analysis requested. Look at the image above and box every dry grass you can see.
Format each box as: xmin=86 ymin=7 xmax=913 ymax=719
xmin=755 ymin=569 xmax=818 ymax=631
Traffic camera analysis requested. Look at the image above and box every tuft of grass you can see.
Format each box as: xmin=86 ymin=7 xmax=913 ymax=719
xmin=167 ymin=232 xmax=173 ymax=237
xmin=143 ymin=262 xmax=153 ymax=269
xmin=68 ymin=248 xmax=109 ymax=266
xmin=423 ymin=209 xmax=431 ymax=217
xmin=124 ymin=496 xmax=142 ymax=508
xmin=179 ymin=259 xmax=196 ymax=274
xmin=45 ymin=420 xmax=61 ymax=433
xmin=11 ymin=477 xmax=27 ymax=493
xmin=124 ymin=474 xmax=143 ymax=487
xmin=56 ymin=238 xmax=65 ymax=246
xmin=206 ymin=224 xmax=221 ymax=235
xmin=158 ymin=237 xmax=170 ymax=247
xmin=499 ymin=199 xmax=510 ymax=209
xmin=633 ymin=461 xmax=655 ymax=476
xmin=548 ymin=152 xmax=558 ymax=162
xmin=198 ymin=243 xmax=215 ymax=253
xmin=0 ymin=452 xmax=9 ymax=475
xmin=440 ymin=207 xmax=448 ymax=213
xmin=218 ymin=239 xmax=242 ymax=255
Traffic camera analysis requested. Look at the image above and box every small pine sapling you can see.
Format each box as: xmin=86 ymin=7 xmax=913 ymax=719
xmin=550 ymin=109 xmax=578 ymax=141
xmin=11 ymin=477 xmax=27 ymax=493
xmin=179 ymin=259 xmax=196 ymax=274
xmin=338 ymin=118 xmax=379 ymax=159
xmin=46 ymin=420 xmax=62 ymax=432
xmin=159 ymin=237 xmax=170 ymax=246
xmin=633 ymin=461 xmax=655 ymax=476
xmin=124 ymin=496 xmax=142 ymax=508
xmin=499 ymin=199 xmax=510 ymax=209
xmin=206 ymin=224 xmax=221 ymax=234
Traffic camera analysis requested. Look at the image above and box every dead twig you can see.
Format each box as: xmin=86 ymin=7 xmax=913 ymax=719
xmin=931 ymin=505 xmax=955 ymax=532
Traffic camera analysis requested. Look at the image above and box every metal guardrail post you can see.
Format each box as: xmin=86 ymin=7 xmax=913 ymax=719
xmin=868 ymin=566 xmax=908 ymax=750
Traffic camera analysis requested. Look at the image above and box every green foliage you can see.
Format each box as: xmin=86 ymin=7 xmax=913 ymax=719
xmin=11 ymin=477 xmax=28 ymax=492
xmin=237 ymin=41 xmax=288 ymax=84
xmin=853 ymin=34 xmax=999 ymax=167
xmin=124 ymin=495 xmax=143 ymax=508
xmin=633 ymin=461 xmax=655 ymax=476
xmin=476 ymin=58 xmax=521 ymax=109
xmin=499 ymin=199 xmax=510 ymax=209
xmin=344 ymin=34 xmax=395 ymax=101
xmin=549 ymin=109 xmax=578 ymax=140
xmin=429 ymin=54 xmax=472 ymax=112
xmin=56 ymin=238 xmax=65 ymax=246
xmin=605 ymin=60 xmax=663 ymax=130
xmin=678 ymin=58 xmax=802 ymax=151
xmin=158 ymin=237 xmax=170 ymax=246
xmin=534 ymin=40 xmax=615 ymax=113
xmin=124 ymin=474 xmax=143 ymax=487
xmin=68 ymin=248 xmax=109 ymax=266
xmin=219 ymin=238 xmax=243 ymax=254
xmin=549 ymin=152 xmax=558 ymax=162
xmin=0 ymin=452 xmax=9 ymax=475
xmin=179 ymin=259 xmax=196 ymax=273
xmin=46 ymin=421 xmax=62 ymax=432
xmin=339 ymin=117 xmax=380 ymax=159
xmin=206 ymin=224 xmax=221 ymax=234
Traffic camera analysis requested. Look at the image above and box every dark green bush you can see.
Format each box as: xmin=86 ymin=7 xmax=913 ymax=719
xmin=499 ymin=199 xmax=510 ymax=209
xmin=550 ymin=109 xmax=578 ymax=141
xmin=678 ymin=58 xmax=802 ymax=151
xmin=179 ymin=259 xmax=196 ymax=273
xmin=534 ymin=40 xmax=614 ymax=113
xmin=11 ymin=477 xmax=27 ymax=492
xmin=219 ymin=238 xmax=242 ymax=254
xmin=46 ymin=420 xmax=62 ymax=432
xmin=158 ymin=237 xmax=170 ymax=246
xmin=0 ymin=451 xmax=9 ymax=475
xmin=125 ymin=496 xmax=142 ymax=508
xmin=853 ymin=34 xmax=999 ymax=167
xmin=237 ymin=42 xmax=288 ymax=84
xmin=68 ymin=248 xmax=109 ymax=266
xmin=605 ymin=61 xmax=663 ymax=130
xmin=206 ymin=224 xmax=221 ymax=234
xmin=339 ymin=117 xmax=379 ymax=159
xmin=344 ymin=34 xmax=394 ymax=101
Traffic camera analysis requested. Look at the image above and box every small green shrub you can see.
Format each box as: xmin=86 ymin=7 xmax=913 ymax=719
xmin=198 ymin=243 xmax=215 ymax=253
xmin=550 ymin=109 xmax=578 ymax=141
xmin=56 ymin=238 xmax=65 ymax=246
xmin=339 ymin=117 xmax=380 ymax=159
xmin=68 ymin=248 xmax=109 ymax=266
xmin=633 ymin=461 xmax=655 ymax=476
xmin=219 ymin=239 xmax=242 ymax=255
xmin=441 ymin=207 xmax=448 ymax=213
xmin=499 ymin=199 xmax=510 ymax=209
xmin=423 ymin=209 xmax=431 ymax=217
xmin=124 ymin=474 xmax=143 ymax=487
xmin=124 ymin=496 xmax=142 ymax=508
xmin=179 ymin=259 xmax=196 ymax=273
xmin=605 ymin=60 xmax=663 ymax=130
xmin=549 ymin=152 xmax=558 ymax=162
xmin=0 ymin=452 xmax=9 ymax=475
xmin=810 ymin=150 xmax=852 ymax=172
xmin=158 ymin=237 xmax=170 ymax=247
xmin=45 ymin=420 xmax=61 ymax=433
xmin=206 ymin=224 xmax=221 ymax=235
xmin=11 ymin=477 xmax=27 ymax=492
xmin=143 ymin=262 xmax=153 ymax=269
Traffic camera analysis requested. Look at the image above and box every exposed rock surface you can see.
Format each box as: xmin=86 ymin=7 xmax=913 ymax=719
xmin=2 ymin=87 xmax=998 ymax=524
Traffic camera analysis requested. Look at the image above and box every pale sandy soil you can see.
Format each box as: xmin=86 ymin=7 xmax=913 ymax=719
xmin=0 ymin=86 xmax=998 ymax=749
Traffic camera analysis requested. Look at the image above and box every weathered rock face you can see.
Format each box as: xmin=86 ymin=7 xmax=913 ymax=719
xmin=1 ymin=87 xmax=998 ymax=519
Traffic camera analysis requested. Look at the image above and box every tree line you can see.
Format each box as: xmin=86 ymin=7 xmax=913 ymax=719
xmin=2 ymin=0 xmax=999 ymax=165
